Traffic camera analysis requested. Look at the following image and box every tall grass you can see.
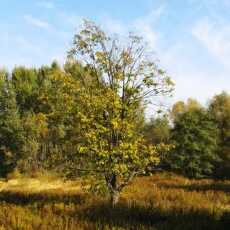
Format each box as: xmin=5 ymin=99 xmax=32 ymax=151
xmin=0 ymin=173 xmax=229 ymax=229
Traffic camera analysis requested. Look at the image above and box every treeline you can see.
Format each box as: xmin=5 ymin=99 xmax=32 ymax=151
xmin=0 ymin=63 xmax=229 ymax=179
xmin=0 ymin=62 xmax=82 ymax=177
xmin=143 ymin=95 xmax=230 ymax=179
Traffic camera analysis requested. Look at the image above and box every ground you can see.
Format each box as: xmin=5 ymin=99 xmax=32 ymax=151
xmin=0 ymin=172 xmax=229 ymax=230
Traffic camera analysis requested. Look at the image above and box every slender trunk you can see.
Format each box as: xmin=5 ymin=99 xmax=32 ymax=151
xmin=110 ymin=190 xmax=120 ymax=206
xmin=105 ymin=173 xmax=120 ymax=206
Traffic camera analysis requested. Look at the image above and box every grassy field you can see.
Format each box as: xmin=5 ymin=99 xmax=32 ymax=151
xmin=0 ymin=173 xmax=229 ymax=230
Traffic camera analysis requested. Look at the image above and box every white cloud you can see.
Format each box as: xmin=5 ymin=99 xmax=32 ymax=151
xmin=192 ymin=17 xmax=230 ymax=68
xmin=24 ymin=15 xmax=51 ymax=29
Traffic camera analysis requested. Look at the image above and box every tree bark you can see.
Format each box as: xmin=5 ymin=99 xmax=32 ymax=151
xmin=110 ymin=190 xmax=120 ymax=206
xmin=105 ymin=173 xmax=120 ymax=206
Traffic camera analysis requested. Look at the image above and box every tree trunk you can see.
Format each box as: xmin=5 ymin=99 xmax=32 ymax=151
xmin=105 ymin=173 xmax=120 ymax=206
xmin=111 ymin=190 xmax=120 ymax=206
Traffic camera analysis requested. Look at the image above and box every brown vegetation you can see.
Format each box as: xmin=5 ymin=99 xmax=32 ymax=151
xmin=0 ymin=172 xmax=229 ymax=230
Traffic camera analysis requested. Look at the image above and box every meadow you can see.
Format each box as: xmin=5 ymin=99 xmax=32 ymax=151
xmin=0 ymin=172 xmax=229 ymax=230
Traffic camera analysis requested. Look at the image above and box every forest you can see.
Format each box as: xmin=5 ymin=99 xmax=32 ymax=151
xmin=0 ymin=20 xmax=229 ymax=230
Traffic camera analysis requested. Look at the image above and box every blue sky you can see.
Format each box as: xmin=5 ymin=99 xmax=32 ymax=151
xmin=0 ymin=0 xmax=230 ymax=106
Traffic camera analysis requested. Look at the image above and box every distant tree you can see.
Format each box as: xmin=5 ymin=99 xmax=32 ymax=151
xmin=11 ymin=67 xmax=39 ymax=113
xmin=18 ymin=112 xmax=48 ymax=174
xmin=0 ymin=64 xmax=74 ymax=176
xmin=169 ymin=107 xmax=220 ymax=178
xmin=142 ymin=115 xmax=171 ymax=170
xmin=29 ymin=63 xmax=79 ymax=173
xmin=62 ymin=20 xmax=174 ymax=205
xmin=170 ymin=98 xmax=202 ymax=121
xmin=209 ymin=91 xmax=230 ymax=178
xmin=143 ymin=115 xmax=170 ymax=145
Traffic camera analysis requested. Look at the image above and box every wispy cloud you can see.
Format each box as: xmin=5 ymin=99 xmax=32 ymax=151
xmin=0 ymin=32 xmax=45 ymax=69
xmin=24 ymin=15 xmax=51 ymax=29
xmin=99 ymin=17 xmax=126 ymax=35
xmin=98 ymin=5 xmax=166 ymax=49
xmin=158 ymin=42 xmax=230 ymax=105
xmin=58 ymin=13 xmax=82 ymax=28
xmin=192 ymin=17 xmax=230 ymax=68
xmin=14 ymin=35 xmax=42 ymax=54
xmin=134 ymin=6 xmax=166 ymax=49
xmin=37 ymin=1 xmax=55 ymax=9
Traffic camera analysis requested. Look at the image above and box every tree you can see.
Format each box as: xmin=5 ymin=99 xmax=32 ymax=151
xmin=63 ymin=20 xmax=174 ymax=205
xmin=142 ymin=115 xmax=171 ymax=169
xmin=143 ymin=115 xmax=170 ymax=145
xmin=0 ymin=64 xmax=72 ymax=176
xmin=18 ymin=112 xmax=48 ymax=174
xmin=9 ymin=63 xmax=79 ymax=175
xmin=11 ymin=67 xmax=39 ymax=114
xmin=0 ymin=71 xmax=24 ymax=177
xmin=169 ymin=107 xmax=220 ymax=178
xmin=209 ymin=92 xmax=230 ymax=178
xmin=170 ymin=98 xmax=202 ymax=121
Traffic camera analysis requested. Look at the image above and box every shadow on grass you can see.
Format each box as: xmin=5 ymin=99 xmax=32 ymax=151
xmin=159 ymin=182 xmax=230 ymax=193
xmin=0 ymin=190 xmax=229 ymax=230
xmin=0 ymin=190 xmax=83 ymax=206
xmin=83 ymin=201 xmax=229 ymax=230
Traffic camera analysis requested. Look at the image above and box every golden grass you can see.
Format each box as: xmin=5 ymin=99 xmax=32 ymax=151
xmin=0 ymin=172 xmax=229 ymax=230
xmin=0 ymin=178 xmax=82 ymax=193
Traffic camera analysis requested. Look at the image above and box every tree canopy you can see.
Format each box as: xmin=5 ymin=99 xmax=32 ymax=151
xmin=63 ymin=20 xmax=174 ymax=204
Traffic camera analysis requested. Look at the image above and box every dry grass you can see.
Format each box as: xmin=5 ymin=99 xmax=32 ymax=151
xmin=0 ymin=178 xmax=82 ymax=193
xmin=0 ymin=172 xmax=229 ymax=230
